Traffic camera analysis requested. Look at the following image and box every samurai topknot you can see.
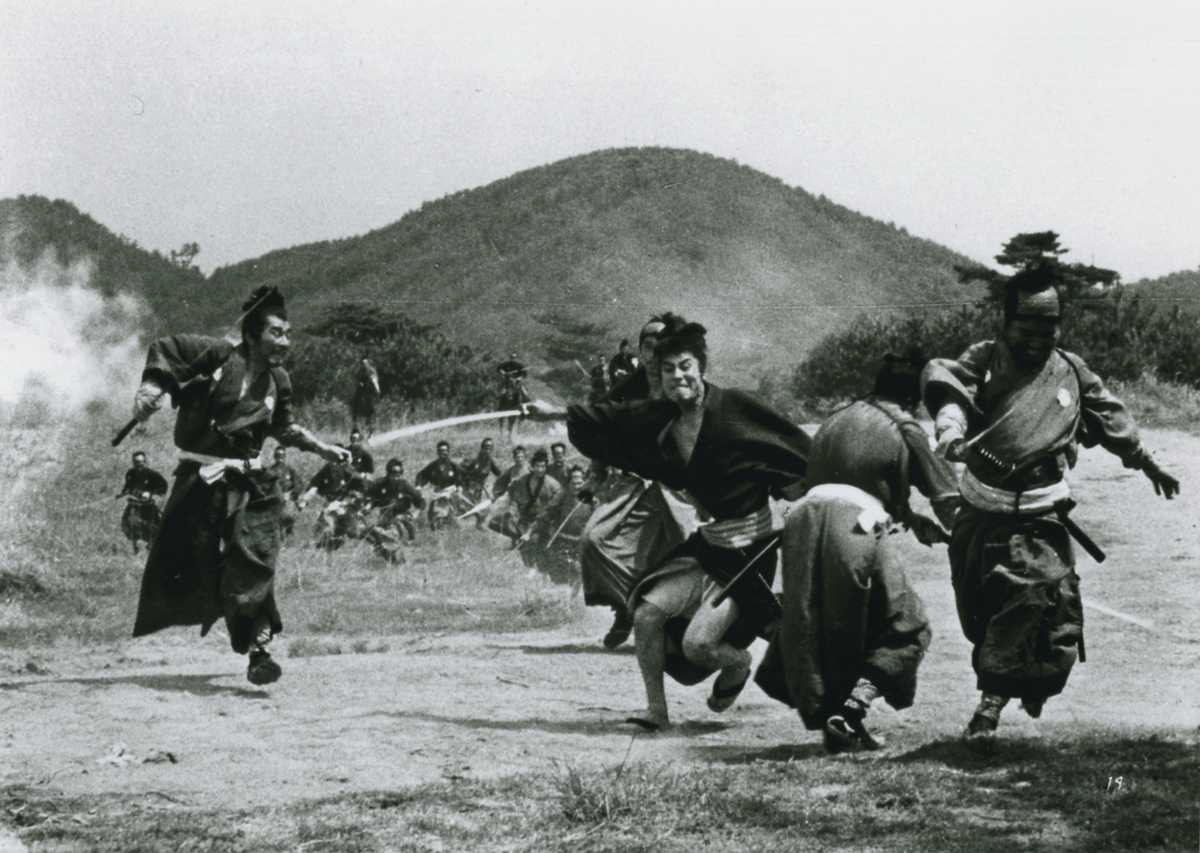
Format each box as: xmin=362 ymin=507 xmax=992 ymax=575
xmin=653 ymin=315 xmax=709 ymax=372
xmin=241 ymin=286 xmax=288 ymax=343
xmin=873 ymin=347 xmax=927 ymax=408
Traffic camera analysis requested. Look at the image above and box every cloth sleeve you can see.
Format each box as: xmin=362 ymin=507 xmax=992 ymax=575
xmin=921 ymin=341 xmax=993 ymax=417
xmin=147 ymin=469 xmax=169 ymax=496
xmin=899 ymin=420 xmax=961 ymax=528
xmin=566 ymin=399 xmax=675 ymax=480
xmin=141 ymin=335 xmax=229 ymax=397
xmin=1062 ymin=352 xmax=1142 ymax=461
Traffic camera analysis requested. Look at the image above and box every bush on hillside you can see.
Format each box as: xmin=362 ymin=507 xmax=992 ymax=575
xmin=791 ymin=304 xmax=998 ymax=406
xmin=793 ymin=288 xmax=1200 ymax=411
xmin=286 ymin=303 xmax=497 ymax=415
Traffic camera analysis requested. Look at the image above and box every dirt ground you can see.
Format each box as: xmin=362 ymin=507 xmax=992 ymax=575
xmin=1 ymin=429 xmax=1197 ymax=825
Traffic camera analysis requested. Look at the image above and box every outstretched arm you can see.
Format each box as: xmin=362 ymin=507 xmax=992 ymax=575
xmin=277 ymin=424 xmax=351 ymax=465
xmin=1125 ymin=448 xmax=1180 ymax=499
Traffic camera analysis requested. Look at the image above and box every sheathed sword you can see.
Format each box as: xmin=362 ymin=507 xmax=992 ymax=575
xmin=112 ymin=418 xmax=139 ymax=447
xmin=710 ymin=533 xmax=784 ymax=607
xmin=1055 ymin=498 xmax=1106 ymax=563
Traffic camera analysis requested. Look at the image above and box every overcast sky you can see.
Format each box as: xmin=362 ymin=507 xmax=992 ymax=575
xmin=3 ymin=1 xmax=1197 ymax=282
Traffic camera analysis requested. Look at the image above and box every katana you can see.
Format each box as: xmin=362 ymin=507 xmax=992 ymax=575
xmin=711 ymin=532 xmax=784 ymax=607
xmin=542 ymin=498 xmax=588 ymax=550
xmin=371 ymin=410 xmax=524 ymax=446
xmin=458 ymin=498 xmax=493 ymax=520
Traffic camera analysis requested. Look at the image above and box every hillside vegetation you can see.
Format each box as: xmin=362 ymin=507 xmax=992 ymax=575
xmin=6 ymin=149 xmax=1198 ymax=400
xmin=1 ymin=148 xmax=988 ymax=390
xmin=201 ymin=147 xmax=983 ymax=384
xmin=0 ymin=195 xmax=203 ymax=333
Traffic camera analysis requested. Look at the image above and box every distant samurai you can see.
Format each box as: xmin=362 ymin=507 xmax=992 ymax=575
xmin=128 ymin=287 xmax=350 ymax=685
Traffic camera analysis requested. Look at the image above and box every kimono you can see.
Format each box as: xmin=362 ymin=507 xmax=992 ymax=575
xmin=132 ymin=335 xmax=299 ymax=655
xmin=119 ymin=465 xmax=169 ymax=544
xmin=506 ymin=472 xmax=563 ymax=567
xmin=922 ymin=340 xmax=1145 ymax=702
xmin=365 ymin=475 xmax=426 ymax=542
xmin=533 ymin=486 xmax=595 ymax=585
xmin=568 ymin=383 xmax=810 ymax=636
xmin=755 ymin=397 xmax=958 ymax=728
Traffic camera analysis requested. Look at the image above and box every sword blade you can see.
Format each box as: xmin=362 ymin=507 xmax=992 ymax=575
xmin=372 ymin=410 xmax=524 ymax=446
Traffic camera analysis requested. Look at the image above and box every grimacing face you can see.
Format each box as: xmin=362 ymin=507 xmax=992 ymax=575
xmin=531 ymin=459 xmax=548 ymax=477
xmin=660 ymin=349 xmax=704 ymax=407
xmin=253 ymin=314 xmax=290 ymax=367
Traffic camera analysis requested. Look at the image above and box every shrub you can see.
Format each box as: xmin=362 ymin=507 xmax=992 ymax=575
xmin=286 ymin=303 xmax=497 ymax=415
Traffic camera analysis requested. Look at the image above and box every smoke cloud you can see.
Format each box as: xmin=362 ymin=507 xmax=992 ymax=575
xmin=0 ymin=252 xmax=148 ymax=426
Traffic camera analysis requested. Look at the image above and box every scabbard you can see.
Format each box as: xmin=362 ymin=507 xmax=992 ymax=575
xmin=1055 ymin=505 xmax=1106 ymax=564
xmin=112 ymin=417 xmax=139 ymax=447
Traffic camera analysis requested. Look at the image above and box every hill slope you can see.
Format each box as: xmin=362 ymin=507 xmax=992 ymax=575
xmin=4 ymin=148 xmax=983 ymax=388
xmin=201 ymin=147 xmax=980 ymax=384
xmin=0 ymin=195 xmax=203 ymax=329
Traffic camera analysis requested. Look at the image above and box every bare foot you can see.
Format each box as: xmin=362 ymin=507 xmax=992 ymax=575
xmin=624 ymin=708 xmax=670 ymax=731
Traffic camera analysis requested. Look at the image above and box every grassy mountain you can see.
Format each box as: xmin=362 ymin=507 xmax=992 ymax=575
xmin=4 ymin=148 xmax=985 ymax=389
xmin=192 ymin=147 xmax=982 ymax=386
xmin=0 ymin=195 xmax=203 ymax=326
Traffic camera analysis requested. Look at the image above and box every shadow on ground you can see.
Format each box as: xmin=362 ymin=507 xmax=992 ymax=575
xmin=0 ymin=672 xmax=268 ymax=699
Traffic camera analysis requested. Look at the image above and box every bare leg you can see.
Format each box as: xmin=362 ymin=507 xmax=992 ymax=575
xmin=629 ymin=601 xmax=672 ymax=729
xmin=683 ymin=594 xmax=752 ymax=712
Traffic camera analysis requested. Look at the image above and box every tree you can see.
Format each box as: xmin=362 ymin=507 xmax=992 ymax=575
xmin=170 ymin=242 xmax=201 ymax=269
xmin=954 ymin=231 xmax=1119 ymax=304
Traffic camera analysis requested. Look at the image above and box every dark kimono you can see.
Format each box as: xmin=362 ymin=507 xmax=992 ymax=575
xmin=119 ymin=466 xmax=169 ymax=544
xmin=365 ymin=475 xmax=426 ymax=542
xmin=533 ymin=487 xmax=595 ymax=585
xmin=923 ymin=340 xmax=1145 ymax=702
xmin=568 ymin=383 xmax=810 ymax=634
xmin=755 ymin=398 xmax=958 ymax=728
xmin=132 ymin=335 xmax=296 ymax=654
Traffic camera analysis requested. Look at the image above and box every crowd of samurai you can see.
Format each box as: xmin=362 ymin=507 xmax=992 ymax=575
xmin=122 ymin=272 xmax=1178 ymax=756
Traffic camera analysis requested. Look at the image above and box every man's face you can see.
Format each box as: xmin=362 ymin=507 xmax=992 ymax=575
xmin=481 ymin=440 xmax=493 ymax=456
xmin=349 ymin=432 xmax=363 ymax=449
xmin=132 ymin=455 xmax=146 ymax=469
xmin=531 ymin=459 xmax=548 ymax=477
xmin=1003 ymin=316 xmax=1061 ymax=368
xmin=552 ymin=445 xmax=565 ymax=464
xmin=387 ymin=465 xmax=403 ymax=484
xmin=569 ymin=471 xmax=585 ymax=491
xmin=514 ymin=449 xmax=526 ymax=465
xmin=661 ymin=350 xmax=705 ymax=407
xmin=252 ymin=314 xmax=290 ymax=367
xmin=437 ymin=444 xmax=449 ymax=461
xmin=274 ymin=447 xmax=286 ymax=464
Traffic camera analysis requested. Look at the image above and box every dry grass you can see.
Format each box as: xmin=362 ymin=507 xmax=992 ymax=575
xmin=0 ymin=403 xmax=577 ymax=650
xmin=1109 ymin=375 xmax=1200 ymax=434
xmin=4 ymin=734 xmax=1195 ymax=852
